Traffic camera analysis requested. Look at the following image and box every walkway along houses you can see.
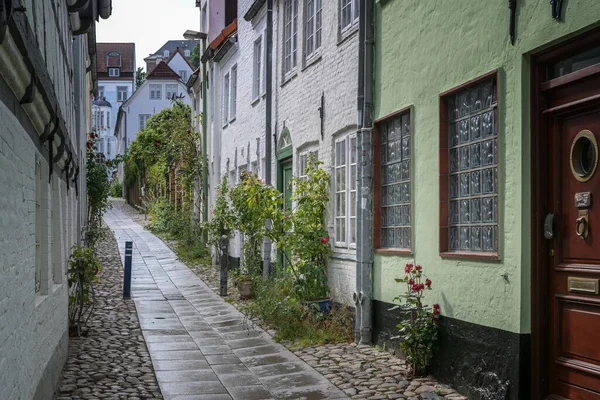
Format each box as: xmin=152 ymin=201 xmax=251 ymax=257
xmin=192 ymin=1 xmax=600 ymax=399
xmin=0 ymin=1 xmax=111 ymax=398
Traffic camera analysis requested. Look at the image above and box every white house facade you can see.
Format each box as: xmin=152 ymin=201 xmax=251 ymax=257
xmin=0 ymin=1 xmax=109 ymax=398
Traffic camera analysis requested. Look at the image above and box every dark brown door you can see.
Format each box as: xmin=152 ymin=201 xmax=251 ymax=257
xmin=535 ymin=34 xmax=600 ymax=399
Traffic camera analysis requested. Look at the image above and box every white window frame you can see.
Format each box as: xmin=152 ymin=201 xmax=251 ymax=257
xmin=139 ymin=114 xmax=151 ymax=130
xmin=184 ymin=50 xmax=191 ymax=57
xmin=305 ymin=0 xmax=322 ymax=59
xmin=117 ymin=86 xmax=128 ymax=102
xmin=210 ymin=68 xmax=214 ymax=121
xmin=179 ymin=70 xmax=188 ymax=82
xmin=108 ymin=67 xmax=120 ymax=77
xmin=99 ymin=111 xmax=105 ymax=128
xmin=230 ymin=65 xmax=237 ymax=121
xmin=166 ymin=84 xmax=179 ymax=99
xmin=163 ymin=50 xmax=170 ymax=58
xmin=35 ymin=158 xmax=42 ymax=293
xmin=340 ymin=0 xmax=359 ymax=33
xmin=283 ymin=0 xmax=298 ymax=76
xmin=334 ymin=135 xmax=357 ymax=249
xmin=222 ymin=72 xmax=230 ymax=126
xmin=98 ymin=86 xmax=105 ymax=99
xmin=252 ymin=37 xmax=262 ymax=102
xmin=149 ymin=84 xmax=162 ymax=100
xmin=107 ymin=111 xmax=111 ymax=128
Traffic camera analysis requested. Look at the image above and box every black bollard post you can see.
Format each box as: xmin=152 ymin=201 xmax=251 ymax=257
xmin=123 ymin=241 xmax=133 ymax=299
xmin=219 ymin=236 xmax=229 ymax=297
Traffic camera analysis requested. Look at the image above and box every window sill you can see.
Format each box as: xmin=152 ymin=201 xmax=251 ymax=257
xmin=281 ymin=70 xmax=298 ymax=88
xmin=338 ymin=24 xmax=359 ymax=46
xmin=229 ymin=117 xmax=236 ymax=124
xmin=302 ymin=53 xmax=322 ymax=72
xmin=439 ymin=251 xmax=500 ymax=261
xmin=332 ymin=252 xmax=356 ymax=262
xmin=375 ymin=248 xmax=413 ymax=255
xmin=222 ymin=122 xmax=228 ymax=129
xmin=251 ymin=97 xmax=260 ymax=106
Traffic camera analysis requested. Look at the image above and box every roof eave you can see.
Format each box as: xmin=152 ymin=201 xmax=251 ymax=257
xmin=244 ymin=0 xmax=266 ymax=21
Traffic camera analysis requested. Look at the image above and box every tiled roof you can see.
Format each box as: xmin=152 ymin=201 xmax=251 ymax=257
xmin=146 ymin=40 xmax=196 ymax=60
xmin=146 ymin=61 xmax=181 ymax=80
xmin=97 ymin=43 xmax=135 ymax=73
xmin=209 ymin=19 xmax=238 ymax=50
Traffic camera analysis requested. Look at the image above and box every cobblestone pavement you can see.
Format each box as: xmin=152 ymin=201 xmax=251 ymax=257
xmin=54 ymin=224 xmax=163 ymax=399
xmin=112 ymin=200 xmax=468 ymax=400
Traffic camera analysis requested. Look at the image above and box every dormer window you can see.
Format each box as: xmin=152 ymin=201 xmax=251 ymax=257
xmin=184 ymin=50 xmax=191 ymax=57
xmin=163 ymin=50 xmax=170 ymax=58
xmin=108 ymin=68 xmax=120 ymax=77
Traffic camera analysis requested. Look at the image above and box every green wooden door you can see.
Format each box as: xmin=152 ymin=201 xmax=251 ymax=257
xmin=278 ymin=159 xmax=293 ymax=270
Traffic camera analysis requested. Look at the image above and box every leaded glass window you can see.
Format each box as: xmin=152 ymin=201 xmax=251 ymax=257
xmin=334 ymin=136 xmax=356 ymax=248
xmin=283 ymin=0 xmax=297 ymax=75
xmin=379 ymin=111 xmax=411 ymax=249
xmin=447 ymin=78 xmax=498 ymax=252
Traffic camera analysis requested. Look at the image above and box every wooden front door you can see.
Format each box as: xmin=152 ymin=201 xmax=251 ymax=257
xmin=533 ymin=30 xmax=600 ymax=399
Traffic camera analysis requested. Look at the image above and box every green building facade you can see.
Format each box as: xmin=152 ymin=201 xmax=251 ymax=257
xmin=372 ymin=1 xmax=600 ymax=398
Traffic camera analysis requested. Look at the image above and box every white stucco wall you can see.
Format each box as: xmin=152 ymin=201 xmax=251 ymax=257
xmin=167 ymin=53 xmax=194 ymax=82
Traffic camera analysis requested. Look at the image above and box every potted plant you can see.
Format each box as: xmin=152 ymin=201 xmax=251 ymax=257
xmin=393 ymin=263 xmax=440 ymax=376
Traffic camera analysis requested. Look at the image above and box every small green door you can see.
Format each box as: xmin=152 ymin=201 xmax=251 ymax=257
xmin=278 ymin=158 xmax=293 ymax=270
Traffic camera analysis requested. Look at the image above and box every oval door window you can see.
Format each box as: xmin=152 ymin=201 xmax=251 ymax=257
xmin=570 ymin=130 xmax=599 ymax=182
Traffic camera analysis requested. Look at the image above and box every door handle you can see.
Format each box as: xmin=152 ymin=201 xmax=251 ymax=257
xmin=544 ymin=213 xmax=555 ymax=239
xmin=576 ymin=215 xmax=589 ymax=240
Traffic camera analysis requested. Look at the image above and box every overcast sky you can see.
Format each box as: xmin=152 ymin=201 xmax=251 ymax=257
xmin=96 ymin=0 xmax=200 ymax=71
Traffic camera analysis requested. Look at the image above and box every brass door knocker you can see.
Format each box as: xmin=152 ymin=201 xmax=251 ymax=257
xmin=576 ymin=212 xmax=589 ymax=240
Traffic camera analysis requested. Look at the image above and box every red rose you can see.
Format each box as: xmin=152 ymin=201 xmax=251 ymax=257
xmin=90 ymin=132 xmax=95 ymax=138
xmin=404 ymin=263 xmax=413 ymax=274
xmin=105 ymin=161 xmax=110 ymax=166
xmin=187 ymin=129 xmax=192 ymax=134
xmin=433 ymin=304 xmax=441 ymax=315
xmin=320 ymin=236 xmax=329 ymax=245
xmin=415 ymin=265 xmax=422 ymax=271
xmin=408 ymin=278 xmax=414 ymax=285
xmin=411 ymin=283 xmax=424 ymax=292
xmin=154 ymin=143 xmax=158 ymax=147
xmin=86 ymin=142 xmax=92 ymax=149
xmin=425 ymin=278 xmax=432 ymax=288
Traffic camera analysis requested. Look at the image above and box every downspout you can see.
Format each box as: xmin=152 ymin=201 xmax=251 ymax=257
xmin=357 ymin=0 xmax=375 ymax=345
xmin=122 ymin=109 xmax=127 ymax=198
xmin=201 ymin=36 xmax=209 ymax=243
xmin=354 ymin=0 xmax=366 ymax=344
xmin=263 ymin=0 xmax=273 ymax=278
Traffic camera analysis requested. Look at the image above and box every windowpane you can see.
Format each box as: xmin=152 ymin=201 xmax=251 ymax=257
xmin=253 ymin=39 xmax=262 ymax=100
xmin=223 ymin=73 xmax=230 ymax=125
xmin=378 ymin=110 xmax=411 ymax=249
xmin=305 ymin=0 xmax=322 ymax=58
xmin=447 ymin=78 xmax=498 ymax=252
xmin=230 ymin=65 xmax=237 ymax=119
xmin=283 ymin=0 xmax=297 ymax=74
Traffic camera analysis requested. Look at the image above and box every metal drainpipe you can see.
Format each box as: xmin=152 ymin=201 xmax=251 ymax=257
xmin=354 ymin=0 xmax=366 ymax=344
xmin=201 ymin=36 xmax=209 ymax=245
xmin=263 ymin=0 xmax=273 ymax=278
xmin=358 ymin=0 xmax=375 ymax=345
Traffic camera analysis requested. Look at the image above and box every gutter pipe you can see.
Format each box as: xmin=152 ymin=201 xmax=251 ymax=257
xmin=263 ymin=0 xmax=273 ymax=278
xmin=201 ymin=36 xmax=208 ymax=244
xmin=355 ymin=0 xmax=375 ymax=345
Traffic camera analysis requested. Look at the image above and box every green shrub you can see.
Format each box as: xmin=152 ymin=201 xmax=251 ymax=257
xmin=109 ymin=180 xmax=122 ymax=197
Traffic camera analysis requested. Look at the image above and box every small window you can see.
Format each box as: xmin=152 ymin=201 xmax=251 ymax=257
xmin=340 ymin=0 xmax=359 ymax=32
xmin=253 ymin=38 xmax=262 ymax=101
xmin=440 ymin=73 xmax=499 ymax=256
xmin=230 ymin=65 xmax=237 ymax=121
xmin=107 ymin=138 xmax=111 ymax=155
xmin=163 ymin=50 xmax=170 ymax=58
xmin=223 ymin=73 xmax=230 ymax=126
xmin=283 ymin=0 xmax=298 ymax=75
xmin=149 ymin=84 xmax=162 ymax=100
xmin=374 ymin=109 xmax=412 ymax=251
xmin=117 ymin=86 xmax=128 ymax=102
xmin=107 ymin=111 xmax=111 ymax=128
xmin=166 ymin=84 xmax=179 ymax=99
xmin=108 ymin=68 xmax=120 ymax=77
xmin=305 ymin=0 xmax=322 ymax=58
xmin=334 ymin=136 xmax=357 ymax=248
xmin=298 ymin=150 xmax=318 ymax=180
xmin=98 ymin=86 xmax=105 ymax=99
xmin=99 ymin=111 xmax=105 ymax=128
xmin=184 ymin=50 xmax=191 ymax=57
xmin=139 ymin=114 xmax=151 ymax=130
xmin=179 ymin=70 xmax=188 ymax=82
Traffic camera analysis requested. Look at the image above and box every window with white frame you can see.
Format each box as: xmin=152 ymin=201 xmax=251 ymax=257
xmin=305 ymin=0 xmax=322 ymax=58
xmin=35 ymin=158 xmax=42 ymax=293
xmin=184 ymin=50 xmax=191 ymax=57
xmin=298 ymin=150 xmax=318 ymax=180
xmin=201 ymin=4 xmax=208 ymax=33
xmin=166 ymin=84 xmax=179 ymax=99
xmin=222 ymin=72 xmax=230 ymax=125
xmin=139 ymin=114 xmax=151 ymax=130
xmin=283 ymin=0 xmax=298 ymax=75
xmin=334 ymin=136 xmax=357 ymax=248
xmin=150 ymin=84 xmax=162 ymax=100
xmin=98 ymin=86 xmax=105 ymax=99
xmin=230 ymin=65 xmax=237 ymax=120
xmin=99 ymin=111 xmax=105 ymax=128
xmin=163 ymin=50 xmax=170 ymax=58
xmin=210 ymin=68 xmax=214 ymax=121
xmin=108 ymin=67 xmax=120 ymax=77
xmin=107 ymin=111 xmax=111 ymax=128
xmin=117 ymin=86 xmax=128 ymax=102
xmin=179 ymin=70 xmax=188 ymax=82
xmin=253 ymin=38 xmax=262 ymax=101
xmin=340 ymin=0 xmax=359 ymax=32
xmin=107 ymin=138 xmax=112 ymax=155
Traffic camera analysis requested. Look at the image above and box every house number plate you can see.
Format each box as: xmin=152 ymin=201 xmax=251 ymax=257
xmin=568 ymin=277 xmax=599 ymax=295
xmin=575 ymin=192 xmax=592 ymax=208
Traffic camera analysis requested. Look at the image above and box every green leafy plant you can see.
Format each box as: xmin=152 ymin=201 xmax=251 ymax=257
xmin=109 ymin=180 xmax=122 ymax=197
xmin=204 ymin=176 xmax=235 ymax=253
xmin=283 ymin=154 xmax=332 ymax=301
xmin=67 ymin=245 xmax=101 ymax=335
xmin=393 ymin=263 xmax=440 ymax=376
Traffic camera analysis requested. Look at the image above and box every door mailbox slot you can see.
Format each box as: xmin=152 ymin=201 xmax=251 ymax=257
xmin=568 ymin=277 xmax=599 ymax=295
